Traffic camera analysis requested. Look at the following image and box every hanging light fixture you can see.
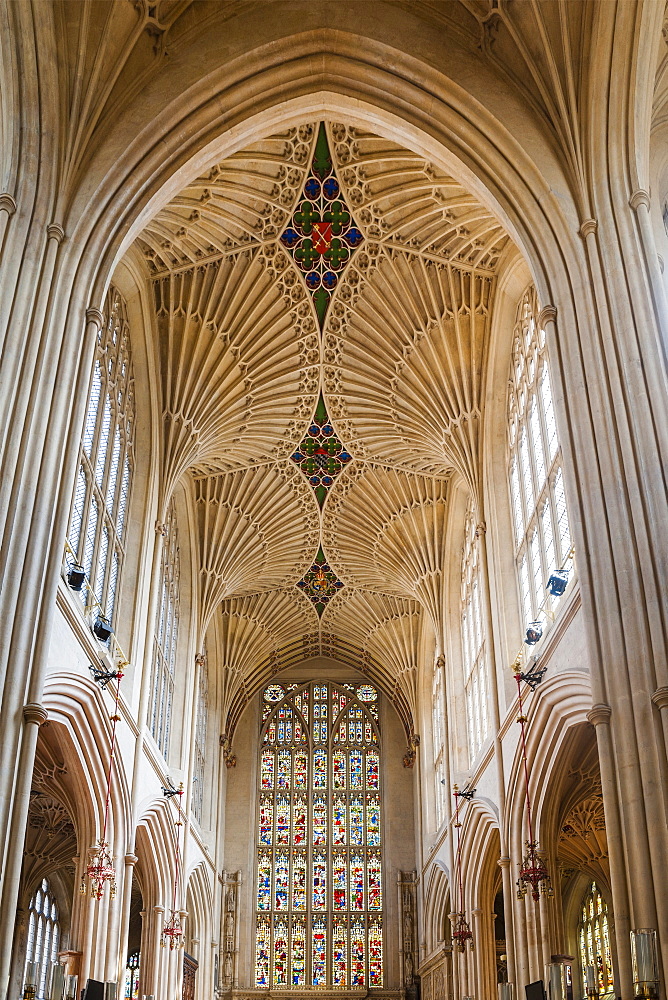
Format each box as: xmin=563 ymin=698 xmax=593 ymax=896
xmin=524 ymin=621 xmax=543 ymax=646
xmin=514 ymin=673 xmax=553 ymax=901
xmin=81 ymin=665 xmax=125 ymax=899
xmin=162 ymin=784 xmax=185 ymax=950
xmin=451 ymin=785 xmax=474 ymax=952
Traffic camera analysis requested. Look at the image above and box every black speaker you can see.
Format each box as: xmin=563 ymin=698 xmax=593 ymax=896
xmin=526 ymin=981 xmax=546 ymax=1000
xmin=82 ymin=981 xmax=104 ymax=1000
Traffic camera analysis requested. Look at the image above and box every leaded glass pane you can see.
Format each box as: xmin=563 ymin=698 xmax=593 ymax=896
xmin=66 ymin=286 xmax=134 ymax=628
xmin=508 ymin=286 xmax=572 ymax=625
xmin=255 ymin=681 xmax=383 ymax=987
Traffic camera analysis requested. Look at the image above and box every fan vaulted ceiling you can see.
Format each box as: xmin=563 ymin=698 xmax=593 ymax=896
xmin=135 ymin=121 xmax=515 ymax=746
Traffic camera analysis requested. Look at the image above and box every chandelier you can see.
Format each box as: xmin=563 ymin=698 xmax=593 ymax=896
xmin=452 ymin=785 xmax=474 ymax=952
xmin=162 ymin=909 xmax=184 ymax=950
xmin=81 ymin=664 xmax=125 ymax=899
xmin=514 ymin=673 xmax=553 ymax=901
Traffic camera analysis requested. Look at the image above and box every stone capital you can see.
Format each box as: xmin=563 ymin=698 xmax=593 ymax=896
xmin=629 ymin=188 xmax=651 ymax=212
xmin=85 ymin=307 xmax=104 ymax=331
xmin=124 ymin=853 xmax=139 ymax=866
xmin=538 ymin=304 xmax=557 ymax=327
xmin=46 ymin=222 xmax=65 ymax=244
xmin=497 ymin=856 xmax=511 ymax=869
xmin=579 ymin=218 xmax=598 ymax=239
xmin=0 ymin=193 xmax=17 ymax=215
xmin=651 ymin=686 xmax=668 ymax=711
xmin=587 ymin=703 xmax=612 ymax=726
xmin=23 ymin=702 xmax=48 ymax=726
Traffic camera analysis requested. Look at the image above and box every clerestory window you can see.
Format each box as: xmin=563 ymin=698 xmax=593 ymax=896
xmin=67 ymin=285 xmax=134 ymax=628
xmin=508 ymin=286 xmax=571 ymax=627
xmin=255 ymin=681 xmax=383 ymax=990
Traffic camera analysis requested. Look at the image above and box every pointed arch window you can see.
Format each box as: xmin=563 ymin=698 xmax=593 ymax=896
xmin=124 ymin=951 xmax=140 ymax=999
xmin=578 ymin=882 xmax=614 ymax=997
xmin=23 ymin=878 xmax=60 ymax=999
xmin=255 ymin=681 xmax=383 ymax=990
xmin=66 ymin=285 xmax=134 ymax=627
xmin=149 ymin=499 xmax=180 ymax=756
xmin=508 ymin=287 xmax=571 ymax=624
xmin=461 ymin=501 xmax=488 ymax=763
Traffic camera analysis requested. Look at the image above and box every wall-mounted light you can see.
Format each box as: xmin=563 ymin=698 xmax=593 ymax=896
xmin=67 ymin=564 xmax=86 ymax=591
xmin=546 ymin=964 xmax=566 ymax=1000
xmin=92 ymin=615 xmax=112 ymax=642
xmin=547 ymin=570 xmax=569 ymax=597
xmin=525 ymin=621 xmax=543 ymax=645
xmin=630 ymin=929 xmax=659 ymax=999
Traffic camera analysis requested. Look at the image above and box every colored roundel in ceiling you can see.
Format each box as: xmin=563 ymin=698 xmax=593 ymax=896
xmin=290 ymin=394 xmax=353 ymax=507
xmin=297 ymin=546 xmax=344 ymax=617
xmin=280 ymin=123 xmax=363 ymax=330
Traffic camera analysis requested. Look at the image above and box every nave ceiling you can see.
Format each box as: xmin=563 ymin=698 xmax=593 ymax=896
xmin=134 ymin=120 xmax=516 ymax=745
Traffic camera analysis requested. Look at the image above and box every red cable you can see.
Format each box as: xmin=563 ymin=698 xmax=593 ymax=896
xmin=516 ymin=673 xmax=534 ymax=844
xmin=101 ymin=670 xmax=123 ymax=844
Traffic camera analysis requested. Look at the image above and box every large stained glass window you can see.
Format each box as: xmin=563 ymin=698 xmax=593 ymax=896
xmin=508 ymin=286 xmax=571 ymax=626
xmin=255 ymin=681 xmax=383 ymax=989
xmin=578 ymin=882 xmax=614 ymax=997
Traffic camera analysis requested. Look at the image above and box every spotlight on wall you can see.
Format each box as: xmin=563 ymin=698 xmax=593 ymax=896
xmin=67 ymin=564 xmax=86 ymax=591
xmin=525 ymin=621 xmax=543 ymax=646
xmin=92 ymin=615 xmax=112 ymax=642
xmin=546 ymin=569 xmax=569 ymax=597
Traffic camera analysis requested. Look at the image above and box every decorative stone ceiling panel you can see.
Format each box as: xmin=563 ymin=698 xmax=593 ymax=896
xmin=329 ymin=122 xmax=509 ymax=267
xmin=136 ymin=118 xmax=515 ymax=745
xmin=153 ymin=248 xmax=319 ymax=496
xmin=138 ymin=126 xmax=316 ymax=271
xmin=195 ymin=465 xmax=319 ymax=633
xmin=324 ymin=248 xmax=492 ymax=484
xmin=323 ymin=466 xmax=448 ymax=630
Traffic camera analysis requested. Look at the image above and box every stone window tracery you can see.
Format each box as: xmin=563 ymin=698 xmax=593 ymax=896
xmin=23 ymin=878 xmax=60 ymax=999
xmin=508 ymin=287 xmax=571 ymax=624
xmin=149 ymin=499 xmax=180 ymax=756
xmin=461 ymin=502 xmax=488 ymax=763
xmin=578 ymin=882 xmax=614 ymax=997
xmin=67 ymin=285 xmax=134 ymax=627
xmin=255 ymin=681 xmax=383 ymax=989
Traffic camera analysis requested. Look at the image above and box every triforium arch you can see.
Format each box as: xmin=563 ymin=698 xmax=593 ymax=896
xmin=0 ymin=7 xmax=667 ymax=1000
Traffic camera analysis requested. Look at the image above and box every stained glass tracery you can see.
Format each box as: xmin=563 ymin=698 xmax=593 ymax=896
xmin=280 ymin=123 xmax=363 ymax=329
xmin=290 ymin=395 xmax=353 ymax=506
xmin=255 ymin=681 xmax=383 ymax=989
xmin=579 ymin=882 xmax=614 ymax=997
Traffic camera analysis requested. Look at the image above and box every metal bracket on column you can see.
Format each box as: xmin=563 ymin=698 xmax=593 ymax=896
xmin=458 ymin=786 xmax=476 ymax=800
xmin=161 ymin=778 xmax=182 ymax=798
xmin=88 ymin=663 xmax=123 ymax=689
xmin=518 ymin=657 xmax=547 ymax=690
